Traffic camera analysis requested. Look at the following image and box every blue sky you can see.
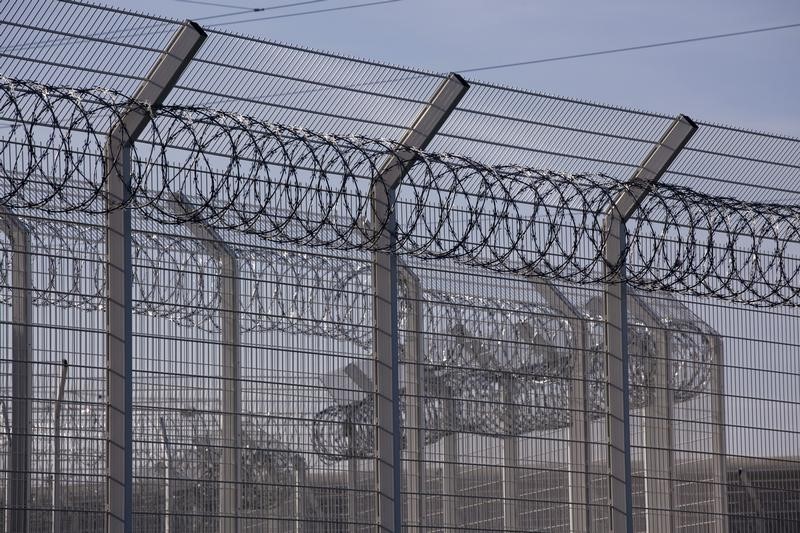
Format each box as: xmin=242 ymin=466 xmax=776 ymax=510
xmin=102 ymin=0 xmax=800 ymax=136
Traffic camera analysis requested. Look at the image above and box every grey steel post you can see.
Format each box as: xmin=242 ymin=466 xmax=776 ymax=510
xmin=602 ymin=115 xmax=696 ymax=532
xmin=711 ymin=337 xmax=728 ymax=532
xmin=293 ymin=457 xmax=307 ymax=533
xmin=172 ymin=194 xmax=241 ymax=533
xmin=1 ymin=401 xmax=9 ymax=444
xmin=568 ymin=326 xmax=590 ymax=533
xmin=370 ymin=73 xmax=468 ymax=532
xmin=627 ymin=296 xmax=674 ymax=532
xmin=159 ymin=417 xmax=173 ymax=533
xmin=347 ymin=450 xmax=358 ymax=532
xmin=105 ymin=21 xmax=206 ymax=533
xmin=738 ymin=469 xmax=762 ymax=529
xmin=399 ymin=265 xmax=426 ymax=530
xmin=528 ymin=280 xmax=590 ymax=532
xmin=442 ymin=401 xmax=459 ymax=528
xmin=52 ymin=360 xmax=69 ymax=533
xmin=649 ymin=327 xmax=674 ymax=532
xmin=501 ymin=398 xmax=519 ymax=532
xmin=0 ymin=207 xmax=32 ymax=533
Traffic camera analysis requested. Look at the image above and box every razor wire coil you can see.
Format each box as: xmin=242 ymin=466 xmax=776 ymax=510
xmin=2 ymin=77 xmax=800 ymax=307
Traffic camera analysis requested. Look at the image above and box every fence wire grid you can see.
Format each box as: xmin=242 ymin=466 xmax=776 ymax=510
xmin=1 ymin=1 xmax=799 ymax=532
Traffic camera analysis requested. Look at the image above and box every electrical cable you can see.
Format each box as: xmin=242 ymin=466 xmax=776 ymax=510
xmin=461 ymin=21 xmax=800 ymax=73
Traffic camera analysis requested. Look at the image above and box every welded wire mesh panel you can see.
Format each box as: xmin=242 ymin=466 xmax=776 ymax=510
xmin=131 ymin=215 xmax=222 ymax=532
xmin=0 ymin=209 xmax=106 ymax=532
xmin=397 ymin=257 xmax=596 ymax=532
xmin=0 ymin=228 xmax=9 ymax=529
xmin=666 ymin=123 xmax=800 ymax=203
xmin=428 ymin=81 xmax=674 ymax=176
xmin=0 ymin=0 xmax=182 ymax=92
xmin=394 ymin=239 xmax=786 ymax=533
xmin=2 ymin=0 xmax=449 ymax=146
xmin=170 ymin=30 xmax=447 ymax=140
xmin=670 ymin=296 xmax=800 ymax=532
xmin=1 ymin=1 xmax=800 ymax=532
xmin=236 ymin=234 xmax=376 ymax=532
xmin=124 ymin=206 xmax=380 ymax=531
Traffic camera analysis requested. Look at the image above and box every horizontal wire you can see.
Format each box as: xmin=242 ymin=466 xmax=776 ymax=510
xmin=460 ymin=21 xmax=800 ymax=73
xmin=208 ymin=0 xmax=401 ymax=27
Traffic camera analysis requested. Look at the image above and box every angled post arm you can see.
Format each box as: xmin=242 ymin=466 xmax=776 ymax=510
xmin=371 ymin=73 xmax=468 ymax=532
xmin=602 ymin=115 xmax=697 ymax=533
xmin=105 ymin=21 xmax=206 ymax=533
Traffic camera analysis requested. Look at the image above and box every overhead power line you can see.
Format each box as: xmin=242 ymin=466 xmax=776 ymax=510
xmin=460 ymin=21 xmax=800 ymax=73
xmin=1 ymin=0 xmax=395 ymax=56
xmin=175 ymin=0 xmax=268 ymax=9
xmin=208 ymin=0 xmax=401 ymax=27
xmin=204 ymin=19 xmax=800 ymax=108
xmin=180 ymin=0 xmax=334 ymax=22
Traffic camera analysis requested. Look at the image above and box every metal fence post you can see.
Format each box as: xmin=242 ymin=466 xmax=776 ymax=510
xmin=528 ymin=280 xmax=591 ymax=532
xmin=711 ymin=337 xmax=728 ymax=532
xmin=442 ymin=401 xmax=459 ymax=528
xmin=172 ymin=194 xmax=241 ymax=533
xmin=348 ymin=449 xmax=359 ymax=531
xmin=627 ymin=296 xmax=675 ymax=532
xmin=501 ymin=404 xmax=519 ymax=531
xmin=158 ymin=417 xmax=174 ymax=533
xmin=371 ymin=73 xmax=468 ymax=532
xmin=105 ymin=21 xmax=206 ymax=533
xmin=52 ymin=360 xmax=69 ymax=533
xmin=293 ymin=457 xmax=307 ymax=533
xmin=399 ymin=266 xmax=426 ymax=530
xmin=0 ymin=207 xmax=32 ymax=533
xmin=602 ymin=115 xmax=696 ymax=533
xmin=568 ymin=326 xmax=590 ymax=533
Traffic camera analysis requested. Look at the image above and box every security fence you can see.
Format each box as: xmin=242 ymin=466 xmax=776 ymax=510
xmin=1 ymin=1 xmax=799 ymax=532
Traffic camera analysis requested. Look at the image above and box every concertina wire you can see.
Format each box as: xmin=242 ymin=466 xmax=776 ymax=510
xmin=2 ymin=76 xmax=800 ymax=308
